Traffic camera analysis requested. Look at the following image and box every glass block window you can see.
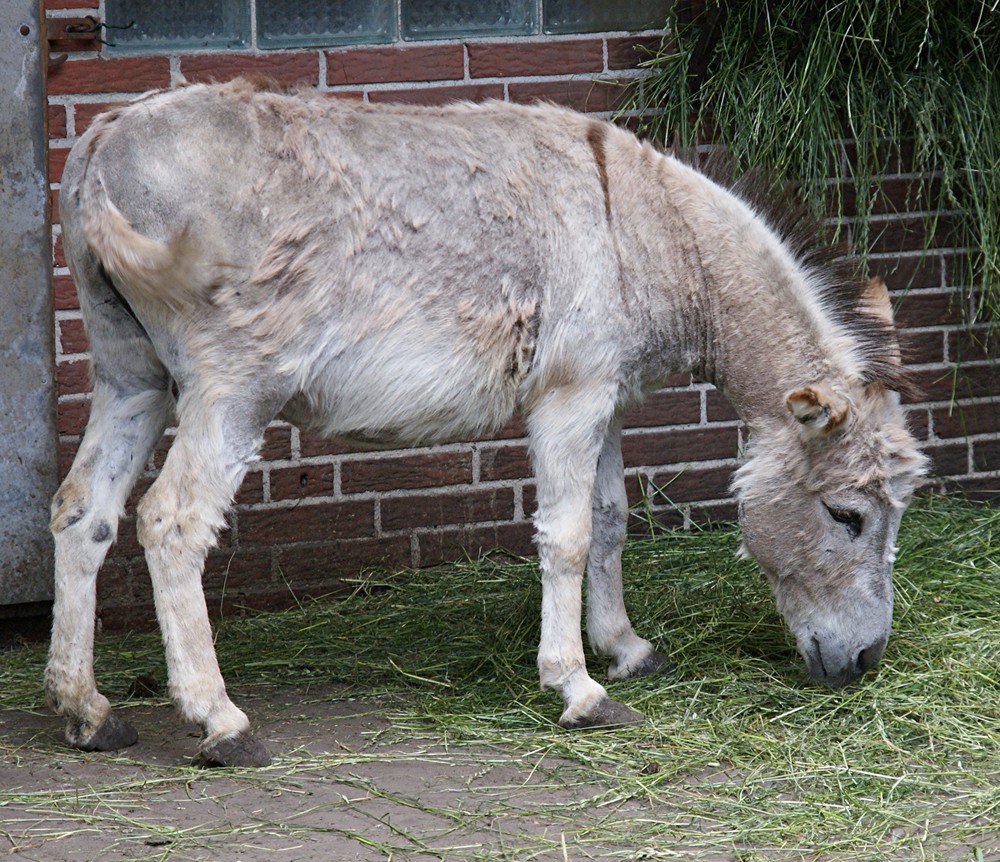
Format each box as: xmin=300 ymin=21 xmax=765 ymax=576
xmin=258 ymin=0 xmax=394 ymax=48
xmin=105 ymin=0 xmax=249 ymax=50
xmin=402 ymin=0 xmax=536 ymax=40
xmin=106 ymin=0 xmax=670 ymax=51
xmin=544 ymin=0 xmax=672 ymax=34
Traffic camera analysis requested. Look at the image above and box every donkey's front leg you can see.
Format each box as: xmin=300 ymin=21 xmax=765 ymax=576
xmin=529 ymin=394 xmax=643 ymax=729
xmin=138 ymin=401 xmax=273 ymax=767
xmin=587 ymin=421 xmax=671 ymax=680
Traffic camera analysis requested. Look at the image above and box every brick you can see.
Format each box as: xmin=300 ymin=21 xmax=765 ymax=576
xmin=112 ymin=516 xmax=143 ymax=557
xmin=235 ymin=470 xmax=264 ymax=505
xmin=58 ymin=316 xmax=88 ymax=354
xmin=327 ymin=44 xmax=463 ymax=85
xmin=972 ymin=440 xmax=1000 ymax=474
xmin=865 ymin=214 xmax=959 ymax=256
xmin=705 ymin=389 xmax=738 ymax=422
xmin=906 ymin=365 xmax=1000 ymax=404
xmin=181 ymin=53 xmax=319 ymax=86
xmin=943 ymin=476 xmax=1000 ymax=502
xmin=933 ymin=403 xmax=1000 ymax=439
xmin=299 ymin=432 xmax=374 ymax=458
xmin=649 ymin=465 xmax=735 ymax=504
xmin=467 ymin=39 xmax=602 ymax=78
xmin=622 ymin=389 xmax=701 ymax=427
xmin=260 ymin=425 xmax=294 ymax=461
xmin=417 ymin=521 xmax=535 ymax=567
xmin=898 ymin=329 xmax=944 ymax=365
xmin=53 ymin=275 xmax=78 ymax=310
xmin=238 ymin=499 xmax=374 ymax=545
xmin=53 ymin=232 xmax=64 ymax=267
xmin=98 ymin=602 xmax=158 ymax=633
xmin=689 ymin=501 xmax=740 ymax=525
xmin=621 ymin=426 xmax=738 ymax=468
xmin=478 ymin=444 xmax=530 ymax=482
xmin=627 ymin=506 xmax=685 ymax=535
xmin=202 ymin=548 xmax=273 ymax=594
xmin=58 ymin=397 xmax=90 ymax=436
xmin=381 ymin=487 xmax=514 ymax=531
xmin=948 ymin=330 xmax=998 ymax=364
xmin=341 ymin=450 xmax=473 ymax=493
xmin=835 ymin=176 xmax=942 ymax=219
xmin=57 ymin=358 xmax=90 ymax=396
xmin=58 ymin=438 xmax=79 ymax=479
xmin=274 ymin=536 xmax=412 ymax=586
xmin=523 ymin=482 xmax=537 ymax=515
xmin=48 ymin=56 xmax=170 ymax=96
xmin=45 ymin=0 xmax=98 ymax=9
xmin=872 ymin=255 xmax=943 ymax=292
xmin=368 ymin=83 xmax=504 ymax=105
xmin=48 ymin=104 xmax=67 ymax=138
xmin=843 ymin=139 xmax=917 ymax=176
xmin=508 ymin=77 xmax=627 ymax=113
xmin=606 ymin=36 xmax=663 ymax=70
xmin=269 ymin=463 xmax=335 ymax=501
xmin=894 ymin=290 xmax=964 ymax=328
xmin=73 ymin=100 xmax=126 ymax=133
xmin=50 ymin=188 xmax=60 ymax=226
xmin=905 ymin=408 xmax=930 ymax=441
xmin=921 ymin=441 xmax=969 ymax=476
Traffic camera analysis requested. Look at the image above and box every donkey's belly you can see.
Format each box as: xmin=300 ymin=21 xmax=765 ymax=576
xmin=280 ymin=340 xmax=525 ymax=448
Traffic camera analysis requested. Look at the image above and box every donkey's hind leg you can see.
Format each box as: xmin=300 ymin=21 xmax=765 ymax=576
xmin=585 ymin=421 xmax=671 ymax=680
xmin=47 ymin=384 xmax=173 ymax=752
xmin=137 ymin=391 xmax=277 ymax=767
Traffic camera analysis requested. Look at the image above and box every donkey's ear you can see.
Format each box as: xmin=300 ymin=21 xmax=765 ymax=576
xmin=861 ymin=275 xmax=894 ymax=326
xmin=786 ymin=383 xmax=852 ymax=438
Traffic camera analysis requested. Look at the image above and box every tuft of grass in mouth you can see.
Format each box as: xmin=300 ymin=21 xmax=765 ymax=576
xmin=2 ymin=494 xmax=999 ymax=858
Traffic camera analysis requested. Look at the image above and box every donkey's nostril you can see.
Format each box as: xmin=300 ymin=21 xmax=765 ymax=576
xmin=854 ymin=638 xmax=887 ymax=676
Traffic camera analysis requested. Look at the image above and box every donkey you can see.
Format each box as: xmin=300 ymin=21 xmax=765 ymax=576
xmin=48 ymin=79 xmax=926 ymax=767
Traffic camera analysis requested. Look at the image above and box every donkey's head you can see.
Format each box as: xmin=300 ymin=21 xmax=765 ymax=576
xmin=732 ymin=281 xmax=927 ymax=687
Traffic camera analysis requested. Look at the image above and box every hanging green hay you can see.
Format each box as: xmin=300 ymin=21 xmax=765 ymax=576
xmin=627 ymin=0 xmax=999 ymax=326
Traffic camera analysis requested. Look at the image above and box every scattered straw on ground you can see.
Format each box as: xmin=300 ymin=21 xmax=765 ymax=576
xmin=1 ymin=495 xmax=998 ymax=860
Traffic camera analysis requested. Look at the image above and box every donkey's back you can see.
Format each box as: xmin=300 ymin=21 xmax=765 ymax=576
xmin=64 ymin=81 xmax=632 ymax=445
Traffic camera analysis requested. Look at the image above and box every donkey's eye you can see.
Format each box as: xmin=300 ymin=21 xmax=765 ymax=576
xmin=824 ymin=504 xmax=863 ymax=539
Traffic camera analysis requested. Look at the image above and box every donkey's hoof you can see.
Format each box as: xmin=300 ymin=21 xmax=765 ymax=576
xmin=76 ymin=712 xmax=139 ymax=752
xmin=559 ymin=697 xmax=644 ymax=730
xmin=195 ymin=732 xmax=272 ymax=768
xmin=629 ymin=650 xmax=675 ymax=678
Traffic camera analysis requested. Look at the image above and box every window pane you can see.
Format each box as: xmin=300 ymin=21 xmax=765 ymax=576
xmin=258 ymin=0 xmax=394 ymax=48
xmin=402 ymin=0 xmax=536 ymax=40
xmin=105 ymin=0 xmax=249 ymax=50
xmin=543 ymin=0 xmax=671 ymax=34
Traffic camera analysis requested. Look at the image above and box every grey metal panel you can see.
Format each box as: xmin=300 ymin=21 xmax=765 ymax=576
xmin=0 ymin=1 xmax=59 ymax=604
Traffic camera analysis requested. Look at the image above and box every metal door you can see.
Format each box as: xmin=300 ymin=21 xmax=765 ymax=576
xmin=0 ymin=0 xmax=58 ymax=606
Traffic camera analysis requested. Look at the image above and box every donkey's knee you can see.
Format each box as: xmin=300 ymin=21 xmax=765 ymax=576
xmin=136 ymin=476 xmax=225 ymax=560
xmin=51 ymin=481 xmax=118 ymax=548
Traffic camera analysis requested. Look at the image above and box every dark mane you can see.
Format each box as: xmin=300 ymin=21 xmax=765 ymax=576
xmin=687 ymin=151 xmax=920 ymax=399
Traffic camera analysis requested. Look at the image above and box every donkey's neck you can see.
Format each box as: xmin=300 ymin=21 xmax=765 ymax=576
xmin=629 ymin=153 xmax=859 ymax=428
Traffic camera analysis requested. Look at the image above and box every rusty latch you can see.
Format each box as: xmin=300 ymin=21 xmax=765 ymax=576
xmin=47 ymin=15 xmax=103 ymax=42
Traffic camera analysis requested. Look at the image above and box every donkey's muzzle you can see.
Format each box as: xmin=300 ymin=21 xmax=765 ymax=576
xmin=804 ymin=633 xmax=888 ymax=688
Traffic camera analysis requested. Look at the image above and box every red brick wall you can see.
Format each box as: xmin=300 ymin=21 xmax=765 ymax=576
xmin=45 ymin=3 xmax=998 ymax=629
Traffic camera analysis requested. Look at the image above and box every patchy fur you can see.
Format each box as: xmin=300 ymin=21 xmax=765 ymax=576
xmin=47 ymin=80 xmax=925 ymax=763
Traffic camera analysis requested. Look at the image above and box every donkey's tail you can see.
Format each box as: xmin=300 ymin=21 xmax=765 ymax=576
xmin=78 ymin=169 xmax=212 ymax=312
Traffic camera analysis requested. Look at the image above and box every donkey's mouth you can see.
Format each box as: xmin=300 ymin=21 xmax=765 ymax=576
xmin=802 ymin=634 xmax=884 ymax=689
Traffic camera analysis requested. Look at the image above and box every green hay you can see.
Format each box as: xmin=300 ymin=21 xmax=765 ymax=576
xmin=2 ymin=495 xmax=1000 ymax=859
xmin=625 ymin=0 xmax=1000 ymax=325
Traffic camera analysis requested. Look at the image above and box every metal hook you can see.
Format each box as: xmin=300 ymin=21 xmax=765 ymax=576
xmin=64 ymin=15 xmax=135 ymax=48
